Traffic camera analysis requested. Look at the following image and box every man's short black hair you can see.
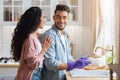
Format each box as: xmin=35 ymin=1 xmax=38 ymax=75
xmin=54 ymin=4 xmax=70 ymax=14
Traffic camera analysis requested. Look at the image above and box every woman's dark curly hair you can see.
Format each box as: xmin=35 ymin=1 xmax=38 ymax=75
xmin=11 ymin=7 xmax=42 ymax=61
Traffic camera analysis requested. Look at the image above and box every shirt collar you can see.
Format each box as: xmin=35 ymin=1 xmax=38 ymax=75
xmin=52 ymin=25 xmax=66 ymax=36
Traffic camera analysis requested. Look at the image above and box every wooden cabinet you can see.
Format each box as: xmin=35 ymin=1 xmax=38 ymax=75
xmin=0 ymin=0 xmax=81 ymax=26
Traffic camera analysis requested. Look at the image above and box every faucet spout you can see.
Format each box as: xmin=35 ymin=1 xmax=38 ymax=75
xmin=95 ymin=46 xmax=114 ymax=80
xmin=95 ymin=46 xmax=113 ymax=53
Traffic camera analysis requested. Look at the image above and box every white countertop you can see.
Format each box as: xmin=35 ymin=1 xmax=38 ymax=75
xmin=69 ymin=69 xmax=116 ymax=78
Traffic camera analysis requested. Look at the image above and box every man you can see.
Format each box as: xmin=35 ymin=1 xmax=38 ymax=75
xmin=41 ymin=4 xmax=91 ymax=80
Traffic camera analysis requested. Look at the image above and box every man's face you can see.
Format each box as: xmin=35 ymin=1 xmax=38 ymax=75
xmin=53 ymin=11 xmax=69 ymax=30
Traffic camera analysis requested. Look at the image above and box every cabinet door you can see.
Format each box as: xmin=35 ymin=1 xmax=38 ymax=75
xmin=51 ymin=0 xmax=81 ymax=25
xmin=0 ymin=0 xmax=81 ymax=26
xmin=58 ymin=0 xmax=79 ymax=21
xmin=0 ymin=0 xmax=23 ymax=25
xmin=30 ymin=0 xmax=81 ymax=25
xmin=31 ymin=0 xmax=51 ymax=25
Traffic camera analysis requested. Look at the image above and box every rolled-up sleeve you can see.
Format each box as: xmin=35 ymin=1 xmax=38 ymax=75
xmin=44 ymin=44 xmax=61 ymax=71
xmin=22 ymin=36 xmax=44 ymax=69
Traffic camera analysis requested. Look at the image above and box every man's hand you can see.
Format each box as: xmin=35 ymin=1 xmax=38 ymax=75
xmin=67 ymin=57 xmax=91 ymax=70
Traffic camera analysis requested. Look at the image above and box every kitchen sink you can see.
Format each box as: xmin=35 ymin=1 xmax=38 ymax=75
xmin=70 ymin=69 xmax=116 ymax=78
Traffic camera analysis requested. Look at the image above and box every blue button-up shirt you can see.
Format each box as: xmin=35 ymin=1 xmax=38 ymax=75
xmin=40 ymin=25 xmax=73 ymax=80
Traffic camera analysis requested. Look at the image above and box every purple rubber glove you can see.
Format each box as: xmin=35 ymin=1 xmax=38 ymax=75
xmin=75 ymin=57 xmax=91 ymax=69
xmin=67 ymin=61 xmax=76 ymax=70
xmin=68 ymin=57 xmax=91 ymax=70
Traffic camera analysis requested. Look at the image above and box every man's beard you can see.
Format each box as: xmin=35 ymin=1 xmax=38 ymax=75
xmin=56 ymin=26 xmax=65 ymax=30
xmin=55 ymin=24 xmax=65 ymax=30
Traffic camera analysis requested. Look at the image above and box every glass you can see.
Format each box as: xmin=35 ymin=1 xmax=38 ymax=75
xmin=41 ymin=0 xmax=50 ymax=5
xmin=32 ymin=0 xmax=40 ymax=5
xmin=4 ymin=0 xmax=12 ymax=5
xmin=14 ymin=7 xmax=22 ymax=21
xmin=69 ymin=0 xmax=78 ymax=6
xmin=41 ymin=7 xmax=50 ymax=21
xmin=70 ymin=7 xmax=78 ymax=21
xmin=14 ymin=0 xmax=22 ymax=5
xmin=4 ymin=7 xmax=12 ymax=21
xmin=58 ymin=0 xmax=67 ymax=4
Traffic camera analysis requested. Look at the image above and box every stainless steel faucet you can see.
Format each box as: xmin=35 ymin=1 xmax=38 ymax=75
xmin=95 ymin=46 xmax=114 ymax=80
xmin=95 ymin=46 xmax=113 ymax=52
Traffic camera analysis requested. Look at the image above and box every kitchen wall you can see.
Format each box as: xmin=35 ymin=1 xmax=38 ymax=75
xmin=82 ymin=0 xmax=93 ymax=57
xmin=115 ymin=0 xmax=120 ymax=61
xmin=0 ymin=26 xmax=15 ymax=57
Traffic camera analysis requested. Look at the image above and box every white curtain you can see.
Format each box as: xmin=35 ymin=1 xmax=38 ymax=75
xmin=93 ymin=0 xmax=115 ymax=58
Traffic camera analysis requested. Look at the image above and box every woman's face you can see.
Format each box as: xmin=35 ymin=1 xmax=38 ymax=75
xmin=39 ymin=12 xmax=46 ymax=29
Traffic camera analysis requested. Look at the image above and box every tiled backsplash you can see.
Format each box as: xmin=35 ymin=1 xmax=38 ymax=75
xmin=0 ymin=26 xmax=15 ymax=57
xmin=0 ymin=26 xmax=51 ymax=57
xmin=0 ymin=25 xmax=92 ymax=59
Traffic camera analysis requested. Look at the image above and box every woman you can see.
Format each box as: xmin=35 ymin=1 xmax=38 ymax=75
xmin=11 ymin=7 xmax=52 ymax=80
